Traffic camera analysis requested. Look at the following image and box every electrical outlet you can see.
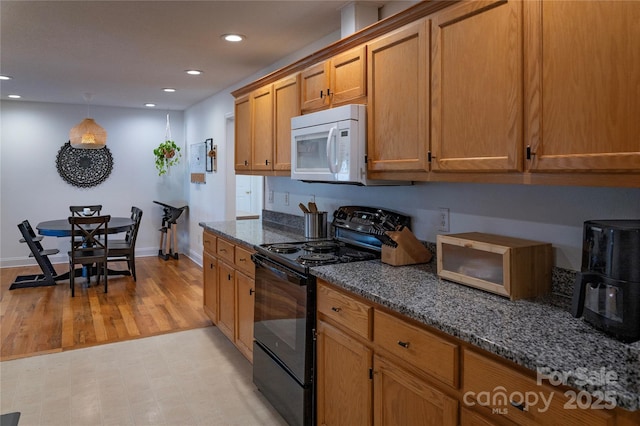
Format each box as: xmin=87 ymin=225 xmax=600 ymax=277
xmin=438 ymin=207 xmax=450 ymax=232
xmin=268 ymin=190 xmax=274 ymax=203
xmin=284 ymin=192 xmax=290 ymax=206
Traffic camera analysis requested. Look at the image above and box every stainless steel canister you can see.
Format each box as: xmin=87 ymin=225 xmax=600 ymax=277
xmin=304 ymin=212 xmax=328 ymax=239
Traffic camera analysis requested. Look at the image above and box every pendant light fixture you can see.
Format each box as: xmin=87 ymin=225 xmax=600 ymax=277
xmin=69 ymin=93 xmax=107 ymax=149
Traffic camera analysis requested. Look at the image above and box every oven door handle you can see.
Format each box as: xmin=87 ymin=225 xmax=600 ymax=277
xmin=252 ymin=254 xmax=308 ymax=285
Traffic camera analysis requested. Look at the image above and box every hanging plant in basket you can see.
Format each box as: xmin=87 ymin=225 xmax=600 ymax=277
xmin=154 ymin=140 xmax=181 ymax=176
xmin=154 ymin=114 xmax=181 ymax=176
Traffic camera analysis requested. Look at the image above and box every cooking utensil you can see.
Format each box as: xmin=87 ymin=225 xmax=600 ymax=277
xmin=299 ymin=203 xmax=310 ymax=214
xmin=308 ymin=202 xmax=318 ymax=213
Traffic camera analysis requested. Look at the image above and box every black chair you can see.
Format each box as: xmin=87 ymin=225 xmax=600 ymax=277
xmin=68 ymin=215 xmax=110 ymax=297
xmin=10 ymin=220 xmax=60 ymax=290
xmin=107 ymin=207 xmax=143 ymax=281
xmin=69 ymin=205 xmax=103 ymax=217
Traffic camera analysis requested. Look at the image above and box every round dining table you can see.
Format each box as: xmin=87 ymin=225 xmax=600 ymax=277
xmin=36 ymin=217 xmax=136 ymax=281
xmin=37 ymin=217 xmax=135 ymax=237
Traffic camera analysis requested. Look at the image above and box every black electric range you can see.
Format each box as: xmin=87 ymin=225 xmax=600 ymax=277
xmin=251 ymin=205 xmax=411 ymax=426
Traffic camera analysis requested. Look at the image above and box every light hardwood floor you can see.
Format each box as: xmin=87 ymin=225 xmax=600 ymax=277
xmin=0 ymin=256 xmax=212 ymax=361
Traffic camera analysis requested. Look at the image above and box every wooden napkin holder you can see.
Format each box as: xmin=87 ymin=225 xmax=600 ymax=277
xmin=381 ymin=227 xmax=432 ymax=266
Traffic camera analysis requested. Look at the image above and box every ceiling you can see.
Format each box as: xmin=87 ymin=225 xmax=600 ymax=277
xmin=0 ymin=1 xmax=364 ymax=111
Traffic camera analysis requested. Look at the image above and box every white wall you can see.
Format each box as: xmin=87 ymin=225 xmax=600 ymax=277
xmin=0 ymin=101 xmax=186 ymax=267
xmin=265 ymin=178 xmax=640 ymax=270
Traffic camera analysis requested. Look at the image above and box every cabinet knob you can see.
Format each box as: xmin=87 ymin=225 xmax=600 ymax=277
xmin=397 ymin=340 xmax=410 ymax=349
xmin=331 ymin=307 xmax=341 ymax=313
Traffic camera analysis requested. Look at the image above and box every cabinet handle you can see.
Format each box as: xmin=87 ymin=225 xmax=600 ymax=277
xmin=510 ymin=400 xmax=526 ymax=411
xmin=228 ymin=274 xmax=232 ymax=281
xmin=397 ymin=340 xmax=410 ymax=349
xmin=244 ymin=160 xmax=248 ymax=166
xmin=220 ymin=248 xmax=227 ymax=252
xmin=320 ymin=90 xmax=324 ymax=99
xmin=326 ymin=88 xmax=331 ymax=97
xmin=249 ymin=288 xmax=254 ymax=295
xmin=526 ymin=145 xmax=535 ymax=160
xmin=239 ymin=257 xmax=246 ymax=262
xmin=265 ymin=159 xmax=270 ymax=165
xmin=331 ymin=307 xmax=341 ymax=312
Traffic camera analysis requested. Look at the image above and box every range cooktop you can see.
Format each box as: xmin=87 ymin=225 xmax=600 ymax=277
xmin=261 ymin=240 xmax=379 ymax=267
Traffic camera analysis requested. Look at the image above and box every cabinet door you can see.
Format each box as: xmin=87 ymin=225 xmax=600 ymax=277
xmin=526 ymin=0 xmax=640 ymax=172
xmin=203 ymin=252 xmax=218 ymax=323
xmin=234 ymin=95 xmax=251 ymax=171
xmin=431 ymin=0 xmax=523 ymax=172
xmin=317 ymin=321 xmax=373 ymax=426
xmin=373 ymin=355 xmax=458 ymax=426
xmin=251 ymin=85 xmax=274 ymax=171
xmin=235 ymin=271 xmax=254 ymax=362
xmin=273 ymin=74 xmax=300 ymax=171
xmin=217 ymin=261 xmax=235 ymax=341
xmin=330 ymin=45 xmax=367 ymax=107
xmin=301 ymin=61 xmax=329 ymax=112
xmin=367 ymin=19 xmax=430 ymax=174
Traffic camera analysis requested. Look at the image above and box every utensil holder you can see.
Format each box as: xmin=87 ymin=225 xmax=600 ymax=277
xmin=304 ymin=212 xmax=328 ymax=239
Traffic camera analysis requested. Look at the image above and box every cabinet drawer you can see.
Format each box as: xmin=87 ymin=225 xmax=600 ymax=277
xmin=216 ymin=238 xmax=235 ymax=263
xmin=463 ymin=350 xmax=614 ymax=426
xmin=317 ymin=282 xmax=372 ymax=340
xmin=203 ymin=231 xmax=217 ymax=254
xmin=374 ymin=309 xmax=459 ymax=388
xmin=235 ymin=245 xmax=255 ymax=277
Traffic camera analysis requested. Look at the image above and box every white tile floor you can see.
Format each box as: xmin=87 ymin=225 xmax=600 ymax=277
xmin=0 ymin=327 xmax=288 ymax=426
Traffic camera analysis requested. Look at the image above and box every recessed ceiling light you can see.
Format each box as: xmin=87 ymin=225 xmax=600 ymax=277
xmin=0 ymin=75 xmax=13 ymax=81
xmin=144 ymin=103 xmax=156 ymax=107
xmin=185 ymin=70 xmax=203 ymax=76
xmin=163 ymin=88 xmax=176 ymax=93
xmin=8 ymin=94 xmax=21 ymax=99
xmin=222 ymin=34 xmax=245 ymax=42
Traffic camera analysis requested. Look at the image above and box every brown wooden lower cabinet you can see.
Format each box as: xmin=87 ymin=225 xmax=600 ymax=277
xmin=316 ymin=321 xmax=373 ymax=426
xmin=317 ymin=279 xmax=639 ymax=426
xmin=202 ymin=231 xmax=255 ymax=362
xmin=374 ymin=354 xmax=458 ymax=425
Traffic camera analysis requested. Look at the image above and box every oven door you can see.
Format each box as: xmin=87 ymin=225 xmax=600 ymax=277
xmin=252 ymin=253 xmax=315 ymax=385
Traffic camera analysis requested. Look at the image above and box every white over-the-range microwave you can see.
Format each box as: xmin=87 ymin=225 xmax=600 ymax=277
xmin=291 ymin=104 xmax=407 ymax=185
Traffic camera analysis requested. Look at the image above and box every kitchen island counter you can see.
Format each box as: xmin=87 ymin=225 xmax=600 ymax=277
xmin=199 ymin=219 xmax=640 ymax=412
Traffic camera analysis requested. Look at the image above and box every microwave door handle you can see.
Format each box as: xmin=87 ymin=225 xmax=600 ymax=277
xmin=326 ymin=127 xmax=338 ymax=174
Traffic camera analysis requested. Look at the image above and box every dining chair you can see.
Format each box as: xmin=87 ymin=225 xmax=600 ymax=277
xmin=107 ymin=207 xmax=143 ymax=281
xmin=69 ymin=205 xmax=103 ymax=216
xmin=68 ymin=215 xmax=110 ymax=297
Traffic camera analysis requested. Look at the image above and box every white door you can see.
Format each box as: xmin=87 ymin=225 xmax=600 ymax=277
xmin=236 ymin=175 xmax=262 ymax=218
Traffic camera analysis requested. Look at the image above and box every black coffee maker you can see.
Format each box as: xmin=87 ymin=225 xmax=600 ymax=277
xmin=572 ymin=220 xmax=640 ymax=343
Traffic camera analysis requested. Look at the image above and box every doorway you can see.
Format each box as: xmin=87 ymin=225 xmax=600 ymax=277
xmin=236 ymin=175 xmax=262 ymax=219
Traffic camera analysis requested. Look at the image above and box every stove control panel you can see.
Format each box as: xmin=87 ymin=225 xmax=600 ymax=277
xmin=332 ymin=206 xmax=411 ymax=236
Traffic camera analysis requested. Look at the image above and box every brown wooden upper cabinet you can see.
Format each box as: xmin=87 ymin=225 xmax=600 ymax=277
xmin=300 ymin=46 xmax=367 ymax=113
xmin=251 ymin=84 xmax=274 ymax=171
xmin=234 ymin=73 xmax=300 ymax=174
xmin=524 ymin=0 xmax=640 ymax=173
xmin=431 ymin=0 xmax=523 ymax=173
xmin=273 ymin=74 xmax=300 ymax=171
xmin=234 ymin=94 xmax=251 ymax=171
xmin=366 ymin=19 xmax=430 ymax=177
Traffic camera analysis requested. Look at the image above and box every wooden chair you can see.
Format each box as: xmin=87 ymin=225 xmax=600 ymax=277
xmin=69 ymin=205 xmax=103 ymax=217
xmin=107 ymin=207 xmax=143 ymax=281
xmin=68 ymin=215 xmax=110 ymax=297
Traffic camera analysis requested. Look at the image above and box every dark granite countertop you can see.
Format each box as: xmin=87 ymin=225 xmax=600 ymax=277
xmin=199 ymin=219 xmax=640 ymax=411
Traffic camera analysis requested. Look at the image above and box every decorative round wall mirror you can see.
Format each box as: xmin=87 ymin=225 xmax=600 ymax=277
xmin=56 ymin=141 xmax=113 ymax=188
